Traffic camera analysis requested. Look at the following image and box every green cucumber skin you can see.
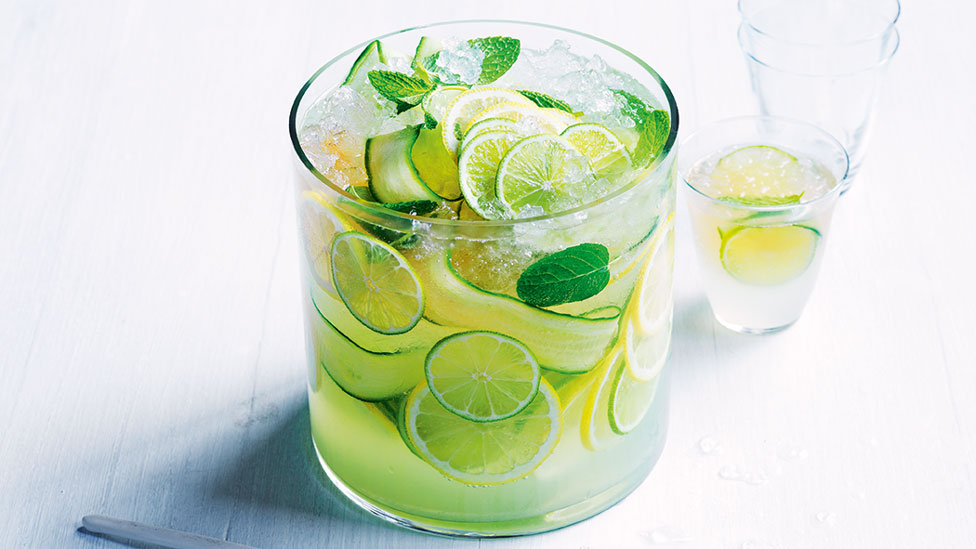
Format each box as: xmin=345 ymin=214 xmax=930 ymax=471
xmin=366 ymin=125 xmax=441 ymax=203
xmin=417 ymin=250 xmax=619 ymax=374
xmin=311 ymin=292 xmax=424 ymax=402
xmin=344 ymin=40 xmax=386 ymax=86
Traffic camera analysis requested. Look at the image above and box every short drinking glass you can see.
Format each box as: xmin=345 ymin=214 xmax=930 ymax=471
xmin=681 ymin=116 xmax=848 ymax=334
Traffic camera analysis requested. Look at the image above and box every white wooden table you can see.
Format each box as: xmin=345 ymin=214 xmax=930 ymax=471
xmin=2 ymin=1 xmax=974 ymax=547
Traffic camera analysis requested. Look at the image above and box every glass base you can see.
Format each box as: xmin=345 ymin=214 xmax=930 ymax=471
xmin=714 ymin=313 xmax=797 ymax=335
xmin=311 ymin=436 xmax=658 ymax=538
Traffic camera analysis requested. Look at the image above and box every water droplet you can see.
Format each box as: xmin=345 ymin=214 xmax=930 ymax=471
xmin=815 ymin=511 xmax=837 ymax=525
xmin=719 ymin=465 xmax=767 ymax=485
xmin=719 ymin=465 xmax=740 ymax=480
xmin=698 ymin=436 xmax=723 ymax=455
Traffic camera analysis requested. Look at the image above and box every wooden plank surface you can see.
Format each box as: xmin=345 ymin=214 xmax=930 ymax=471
xmin=1 ymin=1 xmax=974 ymax=547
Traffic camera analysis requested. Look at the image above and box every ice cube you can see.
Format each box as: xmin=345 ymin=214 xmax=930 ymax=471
xmin=435 ymin=38 xmax=484 ymax=85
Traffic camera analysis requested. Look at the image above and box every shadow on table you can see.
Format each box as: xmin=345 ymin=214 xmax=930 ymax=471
xmin=202 ymin=394 xmax=433 ymax=544
xmin=670 ymin=295 xmax=767 ymax=377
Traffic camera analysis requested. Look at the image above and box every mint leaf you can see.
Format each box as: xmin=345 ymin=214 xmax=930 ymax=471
xmin=633 ymin=109 xmax=670 ymax=166
xmin=516 ymin=243 xmax=610 ymax=307
xmin=418 ymin=36 xmax=520 ymax=86
xmin=612 ymin=89 xmax=670 ymax=167
xmin=518 ymin=90 xmax=573 ymax=113
xmin=423 ymin=111 xmax=438 ymax=130
xmin=719 ymin=193 xmax=804 ymax=207
xmin=367 ymin=70 xmax=433 ymax=105
xmin=471 ymin=37 xmax=520 ymax=84
xmin=382 ymin=199 xmax=440 ymax=216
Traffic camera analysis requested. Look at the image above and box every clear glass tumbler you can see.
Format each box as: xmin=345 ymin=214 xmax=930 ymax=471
xmin=737 ymin=0 xmax=900 ymax=183
xmin=289 ymin=20 xmax=678 ymax=536
xmin=681 ymin=116 xmax=848 ymax=334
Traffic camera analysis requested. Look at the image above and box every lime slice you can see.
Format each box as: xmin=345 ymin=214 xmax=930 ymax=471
xmin=421 ymin=86 xmax=466 ymax=123
xmin=609 ymin=358 xmax=662 ymax=435
xmin=424 ymin=331 xmax=541 ymax=422
xmin=405 ymin=378 xmax=562 ymax=485
xmin=465 ymin=102 xmax=563 ymax=136
xmin=330 ymin=231 xmax=424 ymax=334
xmin=561 ymin=123 xmax=632 ymax=174
xmin=457 ymin=200 xmax=486 ymax=221
xmin=624 ymin=314 xmax=671 ymax=382
xmin=720 ymin=225 xmax=820 ymax=285
xmin=441 ymin=88 xmax=533 ymax=157
xmin=495 ymin=135 xmax=595 ymax=216
xmin=462 ymin=117 xmax=518 ymax=145
xmin=580 ymin=346 xmax=623 ymax=450
xmin=300 ymin=191 xmax=352 ymax=295
xmin=710 ymin=145 xmax=804 ymax=199
xmin=630 ymin=219 xmax=675 ymax=335
xmin=411 ymin=127 xmax=461 ymax=200
xmin=458 ymin=130 xmax=521 ymax=219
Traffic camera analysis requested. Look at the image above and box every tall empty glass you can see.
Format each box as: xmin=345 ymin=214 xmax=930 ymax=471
xmin=737 ymin=0 xmax=900 ymax=183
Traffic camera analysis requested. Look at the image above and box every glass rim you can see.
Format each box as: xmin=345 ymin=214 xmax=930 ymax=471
xmin=680 ymin=115 xmax=850 ymax=212
xmin=737 ymin=23 xmax=900 ymax=77
xmin=737 ymin=0 xmax=901 ymax=47
xmin=288 ymin=19 xmax=679 ymax=228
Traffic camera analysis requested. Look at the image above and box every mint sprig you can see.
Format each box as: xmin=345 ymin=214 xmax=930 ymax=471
xmin=367 ymin=70 xmax=433 ymax=107
xmin=516 ymin=243 xmax=610 ymax=307
xmin=612 ymin=89 xmax=670 ymax=167
xmin=518 ymin=90 xmax=573 ymax=113
xmin=423 ymin=111 xmax=438 ymax=130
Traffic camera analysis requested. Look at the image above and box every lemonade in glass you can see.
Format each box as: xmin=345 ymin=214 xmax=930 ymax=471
xmin=681 ymin=116 xmax=849 ymax=333
xmin=289 ymin=21 xmax=678 ymax=536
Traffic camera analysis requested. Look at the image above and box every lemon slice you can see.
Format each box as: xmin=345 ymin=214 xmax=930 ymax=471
xmin=300 ymin=191 xmax=352 ymax=295
xmin=405 ymin=377 xmax=562 ymax=485
xmin=541 ymin=107 xmax=580 ymax=126
xmin=710 ymin=145 xmax=804 ymax=199
xmin=720 ymin=225 xmax=820 ymax=285
xmin=580 ymin=346 xmax=623 ymax=451
xmin=495 ymin=135 xmax=596 ymax=217
xmin=425 ymin=331 xmax=541 ymax=422
xmin=609 ymin=358 xmax=662 ymax=435
xmin=458 ymin=130 xmax=521 ymax=219
xmin=462 ymin=117 xmax=518 ymax=145
xmin=562 ymin=123 xmax=632 ymax=174
xmin=330 ymin=231 xmax=424 ymax=334
xmin=624 ymin=314 xmax=671 ymax=382
xmin=465 ymin=102 xmax=563 ymax=136
xmin=630 ymin=219 xmax=675 ymax=335
xmin=441 ymin=88 xmax=533 ymax=157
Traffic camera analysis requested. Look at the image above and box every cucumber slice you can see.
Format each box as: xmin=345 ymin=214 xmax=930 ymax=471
xmin=310 ymin=284 xmax=455 ymax=355
xmin=310 ymin=293 xmax=425 ymax=401
xmin=344 ymin=40 xmax=387 ymax=87
xmin=412 ymin=36 xmax=443 ymax=81
xmin=416 ymin=250 xmax=619 ymax=373
xmin=366 ymin=125 xmax=441 ymax=203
